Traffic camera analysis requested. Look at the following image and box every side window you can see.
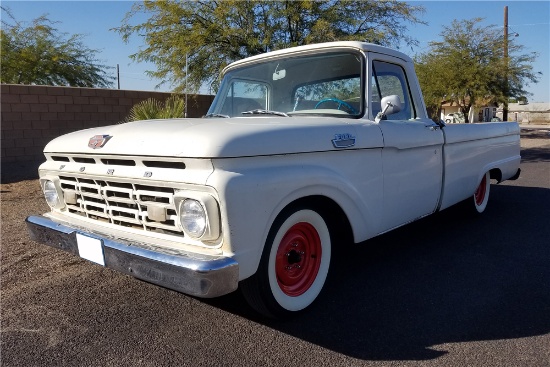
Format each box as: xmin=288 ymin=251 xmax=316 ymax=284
xmin=220 ymin=80 xmax=268 ymax=116
xmin=371 ymin=61 xmax=415 ymax=120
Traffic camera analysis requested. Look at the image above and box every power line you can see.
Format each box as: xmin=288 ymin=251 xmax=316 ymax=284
xmin=508 ymin=22 xmax=550 ymax=27
xmin=118 ymin=71 xmax=151 ymax=76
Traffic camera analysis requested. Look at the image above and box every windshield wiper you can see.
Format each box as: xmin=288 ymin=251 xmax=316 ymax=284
xmin=242 ymin=109 xmax=289 ymax=117
xmin=204 ymin=113 xmax=230 ymax=118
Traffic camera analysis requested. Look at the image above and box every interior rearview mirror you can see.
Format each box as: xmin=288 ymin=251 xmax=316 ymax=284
xmin=273 ymin=69 xmax=286 ymax=81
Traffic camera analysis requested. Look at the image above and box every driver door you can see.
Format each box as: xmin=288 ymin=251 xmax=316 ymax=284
xmin=370 ymin=57 xmax=444 ymax=232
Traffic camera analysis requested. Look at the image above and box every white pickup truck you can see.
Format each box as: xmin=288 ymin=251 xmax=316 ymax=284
xmin=27 ymin=41 xmax=521 ymax=318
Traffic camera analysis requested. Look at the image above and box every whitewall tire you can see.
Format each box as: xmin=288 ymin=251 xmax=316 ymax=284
xmin=473 ymin=171 xmax=491 ymax=213
xmin=240 ymin=207 xmax=332 ymax=318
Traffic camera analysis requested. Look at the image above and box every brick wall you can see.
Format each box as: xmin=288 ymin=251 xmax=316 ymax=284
xmin=1 ymin=84 xmax=214 ymax=163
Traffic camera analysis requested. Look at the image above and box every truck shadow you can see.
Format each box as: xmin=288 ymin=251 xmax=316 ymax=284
xmin=206 ymin=183 xmax=550 ymax=361
xmin=521 ymin=146 xmax=550 ymax=163
xmin=519 ymin=129 xmax=550 ymax=163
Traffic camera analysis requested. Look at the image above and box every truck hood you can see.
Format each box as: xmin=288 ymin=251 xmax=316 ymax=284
xmin=44 ymin=117 xmax=382 ymax=158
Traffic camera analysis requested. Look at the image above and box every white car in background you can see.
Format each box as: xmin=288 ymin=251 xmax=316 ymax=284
xmin=445 ymin=112 xmax=466 ymax=124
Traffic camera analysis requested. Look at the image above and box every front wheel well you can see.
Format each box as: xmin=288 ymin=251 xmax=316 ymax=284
xmin=281 ymin=195 xmax=354 ymax=246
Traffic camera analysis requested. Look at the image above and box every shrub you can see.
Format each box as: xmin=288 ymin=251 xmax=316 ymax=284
xmin=123 ymin=95 xmax=186 ymax=122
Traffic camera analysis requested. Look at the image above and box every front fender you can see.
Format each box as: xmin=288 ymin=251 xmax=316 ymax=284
xmin=208 ymin=150 xmax=383 ymax=280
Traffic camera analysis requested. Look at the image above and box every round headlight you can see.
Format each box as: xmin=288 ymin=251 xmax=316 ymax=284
xmin=179 ymin=199 xmax=207 ymax=238
xmin=43 ymin=180 xmax=60 ymax=208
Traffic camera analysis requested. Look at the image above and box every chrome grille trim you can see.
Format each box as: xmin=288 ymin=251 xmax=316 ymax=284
xmin=49 ymin=154 xmax=186 ymax=170
xmin=59 ymin=175 xmax=182 ymax=237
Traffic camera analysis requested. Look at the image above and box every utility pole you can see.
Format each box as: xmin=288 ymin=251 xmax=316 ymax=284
xmin=503 ymin=6 xmax=509 ymax=121
xmin=185 ymin=54 xmax=188 ymax=118
xmin=117 ymin=64 xmax=120 ymax=90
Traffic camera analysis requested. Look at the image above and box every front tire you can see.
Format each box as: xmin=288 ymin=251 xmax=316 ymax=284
xmin=240 ymin=208 xmax=331 ymax=318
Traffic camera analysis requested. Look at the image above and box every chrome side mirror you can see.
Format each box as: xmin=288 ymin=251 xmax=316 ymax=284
xmin=375 ymin=95 xmax=402 ymax=123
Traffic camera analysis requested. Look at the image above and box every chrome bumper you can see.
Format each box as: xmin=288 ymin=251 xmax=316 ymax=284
xmin=25 ymin=215 xmax=239 ymax=298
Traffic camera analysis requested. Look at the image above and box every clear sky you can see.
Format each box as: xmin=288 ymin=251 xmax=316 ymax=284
xmin=2 ymin=0 xmax=549 ymax=102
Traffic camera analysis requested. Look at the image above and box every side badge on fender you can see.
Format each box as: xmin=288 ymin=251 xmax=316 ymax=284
xmin=88 ymin=135 xmax=112 ymax=149
xmin=332 ymin=133 xmax=356 ymax=148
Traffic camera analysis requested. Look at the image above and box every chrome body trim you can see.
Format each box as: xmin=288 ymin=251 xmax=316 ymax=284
xmin=25 ymin=215 xmax=239 ymax=298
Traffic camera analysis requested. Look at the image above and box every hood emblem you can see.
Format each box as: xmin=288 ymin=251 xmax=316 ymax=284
xmin=88 ymin=135 xmax=112 ymax=149
xmin=332 ymin=133 xmax=356 ymax=148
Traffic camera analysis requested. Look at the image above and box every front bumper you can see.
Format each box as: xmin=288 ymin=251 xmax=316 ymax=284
xmin=26 ymin=215 xmax=239 ymax=298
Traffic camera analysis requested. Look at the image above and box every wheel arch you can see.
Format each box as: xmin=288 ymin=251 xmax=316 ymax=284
xmin=274 ymin=195 xmax=354 ymax=246
xmin=239 ymin=191 xmax=361 ymax=283
xmin=489 ymin=167 xmax=502 ymax=183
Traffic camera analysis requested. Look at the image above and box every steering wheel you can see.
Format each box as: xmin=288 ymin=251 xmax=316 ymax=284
xmin=314 ymin=98 xmax=357 ymax=114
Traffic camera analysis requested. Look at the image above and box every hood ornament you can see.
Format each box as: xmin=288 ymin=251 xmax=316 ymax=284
xmin=88 ymin=135 xmax=112 ymax=149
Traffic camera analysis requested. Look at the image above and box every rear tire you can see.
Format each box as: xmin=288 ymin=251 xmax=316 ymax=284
xmin=240 ymin=207 xmax=331 ymax=318
xmin=473 ymin=171 xmax=491 ymax=213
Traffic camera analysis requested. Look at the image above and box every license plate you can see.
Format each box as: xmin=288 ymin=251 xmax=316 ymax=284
xmin=76 ymin=233 xmax=105 ymax=266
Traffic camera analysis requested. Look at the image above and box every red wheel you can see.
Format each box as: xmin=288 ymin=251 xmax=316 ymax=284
xmin=473 ymin=172 xmax=491 ymax=213
xmin=275 ymin=222 xmax=322 ymax=297
xmin=240 ymin=208 xmax=331 ymax=317
xmin=475 ymin=174 xmax=487 ymax=206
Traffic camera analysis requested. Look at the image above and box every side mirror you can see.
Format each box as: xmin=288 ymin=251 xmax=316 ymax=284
xmin=375 ymin=95 xmax=402 ymax=122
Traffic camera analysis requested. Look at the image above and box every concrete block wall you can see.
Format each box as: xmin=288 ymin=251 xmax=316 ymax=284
xmin=1 ymin=84 xmax=214 ymax=163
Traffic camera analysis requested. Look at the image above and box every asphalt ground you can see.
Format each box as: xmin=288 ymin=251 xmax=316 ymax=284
xmin=1 ymin=128 xmax=549 ymax=367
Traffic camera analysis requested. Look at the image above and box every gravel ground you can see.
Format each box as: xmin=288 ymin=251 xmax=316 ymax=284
xmin=1 ymin=128 xmax=549 ymax=367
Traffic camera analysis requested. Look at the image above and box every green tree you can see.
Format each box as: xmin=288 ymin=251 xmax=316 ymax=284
xmin=1 ymin=7 xmax=113 ymax=87
xmin=113 ymin=0 xmax=425 ymax=93
xmin=415 ymin=18 xmax=539 ymax=123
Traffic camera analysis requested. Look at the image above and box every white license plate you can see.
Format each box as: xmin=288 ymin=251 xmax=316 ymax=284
xmin=76 ymin=233 xmax=105 ymax=266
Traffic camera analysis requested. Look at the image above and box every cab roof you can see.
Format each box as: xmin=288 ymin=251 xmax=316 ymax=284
xmin=223 ymin=41 xmax=413 ymax=74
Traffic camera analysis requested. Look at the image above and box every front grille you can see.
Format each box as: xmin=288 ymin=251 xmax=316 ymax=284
xmin=59 ymin=175 xmax=181 ymax=236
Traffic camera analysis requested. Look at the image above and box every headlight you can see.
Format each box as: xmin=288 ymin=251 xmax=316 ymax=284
xmin=43 ymin=180 xmax=60 ymax=208
xmin=175 ymin=193 xmax=221 ymax=242
xmin=179 ymin=199 xmax=207 ymax=238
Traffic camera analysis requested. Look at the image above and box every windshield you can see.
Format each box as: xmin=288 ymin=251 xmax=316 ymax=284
xmin=207 ymin=51 xmax=364 ymax=118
